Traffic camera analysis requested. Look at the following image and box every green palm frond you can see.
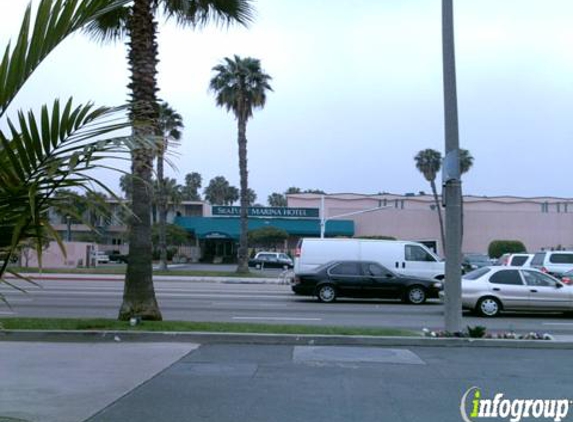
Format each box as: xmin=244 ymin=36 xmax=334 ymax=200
xmin=83 ymin=3 xmax=131 ymax=43
xmin=0 ymin=0 xmax=130 ymax=117
xmin=161 ymin=0 xmax=254 ymax=28
xmin=0 ymin=98 xmax=142 ymax=274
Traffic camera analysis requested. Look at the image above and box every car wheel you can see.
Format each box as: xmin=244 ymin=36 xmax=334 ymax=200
xmin=405 ymin=286 xmax=427 ymax=304
xmin=316 ymin=284 xmax=337 ymax=303
xmin=476 ymin=297 xmax=501 ymax=317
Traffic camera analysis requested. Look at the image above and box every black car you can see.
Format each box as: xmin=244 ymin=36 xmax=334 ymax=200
xmin=291 ymin=260 xmax=442 ymax=304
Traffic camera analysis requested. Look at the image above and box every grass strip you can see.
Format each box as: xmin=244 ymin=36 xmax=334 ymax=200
xmin=0 ymin=317 xmax=417 ymax=337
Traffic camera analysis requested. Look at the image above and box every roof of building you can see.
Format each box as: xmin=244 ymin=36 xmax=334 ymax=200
xmin=174 ymin=216 xmax=354 ymax=239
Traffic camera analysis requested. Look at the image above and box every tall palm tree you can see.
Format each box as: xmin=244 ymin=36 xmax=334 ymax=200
xmin=209 ymin=56 xmax=273 ymax=273
xmin=85 ymin=0 xmax=254 ymax=320
xmin=414 ymin=149 xmax=445 ymax=253
xmin=156 ymin=102 xmax=183 ymax=271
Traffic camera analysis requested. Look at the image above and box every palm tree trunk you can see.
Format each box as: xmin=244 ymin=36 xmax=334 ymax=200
xmin=119 ymin=0 xmax=162 ymax=321
xmin=430 ymin=179 xmax=446 ymax=256
xmin=157 ymin=144 xmax=168 ymax=271
xmin=236 ymin=114 xmax=249 ymax=273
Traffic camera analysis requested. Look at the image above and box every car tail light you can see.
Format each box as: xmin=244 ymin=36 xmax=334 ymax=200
xmin=541 ymin=267 xmax=548 ymax=273
xmin=295 ymin=247 xmax=301 ymax=257
xmin=562 ymin=277 xmax=572 ymax=285
xmin=293 ymin=276 xmax=301 ymax=285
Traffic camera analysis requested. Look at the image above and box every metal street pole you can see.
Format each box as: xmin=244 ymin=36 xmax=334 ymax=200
xmin=320 ymin=195 xmax=325 ymax=238
xmin=442 ymin=0 xmax=463 ymax=333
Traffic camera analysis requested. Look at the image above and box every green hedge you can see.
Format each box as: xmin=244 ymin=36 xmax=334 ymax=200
xmin=488 ymin=240 xmax=527 ymax=259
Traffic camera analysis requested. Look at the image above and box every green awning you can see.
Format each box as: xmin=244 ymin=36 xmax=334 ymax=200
xmin=174 ymin=216 xmax=354 ymax=240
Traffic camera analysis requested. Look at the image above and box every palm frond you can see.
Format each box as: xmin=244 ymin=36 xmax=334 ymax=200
xmin=162 ymin=0 xmax=255 ymax=28
xmin=0 ymin=98 xmax=152 ymax=277
xmin=0 ymin=0 xmax=130 ymax=118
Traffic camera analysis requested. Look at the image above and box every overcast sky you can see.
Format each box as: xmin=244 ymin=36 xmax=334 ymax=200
xmin=1 ymin=0 xmax=573 ymax=202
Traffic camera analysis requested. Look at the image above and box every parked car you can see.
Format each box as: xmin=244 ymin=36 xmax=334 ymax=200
xmin=93 ymin=251 xmax=110 ymax=264
xmin=248 ymin=252 xmax=293 ymax=269
xmin=497 ymin=253 xmax=533 ymax=267
xmin=560 ymin=269 xmax=573 ymax=285
xmin=462 ymin=254 xmax=491 ymax=272
xmin=107 ymin=251 xmax=128 ymax=263
xmin=291 ymin=260 xmax=442 ymax=304
xmin=530 ymin=251 xmax=573 ymax=277
xmin=294 ymin=238 xmax=444 ymax=280
xmin=442 ymin=266 xmax=573 ymax=317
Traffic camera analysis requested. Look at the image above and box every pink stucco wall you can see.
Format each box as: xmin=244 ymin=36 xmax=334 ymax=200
xmin=21 ymin=241 xmax=97 ymax=268
xmin=288 ymin=193 xmax=573 ymax=256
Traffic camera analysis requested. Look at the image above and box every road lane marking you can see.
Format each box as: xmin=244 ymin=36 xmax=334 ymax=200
xmin=212 ymin=302 xmax=288 ymax=307
xmin=542 ymin=323 xmax=573 ymax=326
xmin=232 ymin=316 xmax=322 ymax=321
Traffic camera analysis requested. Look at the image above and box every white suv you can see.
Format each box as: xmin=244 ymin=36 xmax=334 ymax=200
xmin=530 ymin=251 xmax=573 ymax=276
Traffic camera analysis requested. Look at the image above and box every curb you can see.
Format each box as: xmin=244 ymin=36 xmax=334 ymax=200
xmin=5 ymin=274 xmax=284 ymax=284
xmin=1 ymin=330 xmax=572 ymax=349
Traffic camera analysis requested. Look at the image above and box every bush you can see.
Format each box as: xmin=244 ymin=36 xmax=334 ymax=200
xmin=488 ymin=240 xmax=526 ymax=259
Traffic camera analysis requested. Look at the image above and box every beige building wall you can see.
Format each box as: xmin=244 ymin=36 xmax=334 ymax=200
xmin=288 ymin=193 xmax=573 ymax=257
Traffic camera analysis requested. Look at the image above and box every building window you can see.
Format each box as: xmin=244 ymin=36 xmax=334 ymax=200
xmin=557 ymin=203 xmax=561 ymax=213
xmin=541 ymin=202 xmax=549 ymax=213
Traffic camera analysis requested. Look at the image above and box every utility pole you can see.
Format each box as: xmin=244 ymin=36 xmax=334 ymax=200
xmin=442 ymin=0 xmax=463 ymax=333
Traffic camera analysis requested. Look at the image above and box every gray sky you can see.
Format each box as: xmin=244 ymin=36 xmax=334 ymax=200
xmin=2 ymin=0 xmax=573 ymax=202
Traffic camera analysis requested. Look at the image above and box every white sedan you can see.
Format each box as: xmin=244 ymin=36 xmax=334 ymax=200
xmin=441 ymin=266 xmax=573 ymax=317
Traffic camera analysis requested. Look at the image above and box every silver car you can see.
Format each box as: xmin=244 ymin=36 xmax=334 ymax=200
xmin=442 ymin=266 xmax=573 ymax=317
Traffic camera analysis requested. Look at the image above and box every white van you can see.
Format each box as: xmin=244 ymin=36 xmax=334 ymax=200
xmin=294 ymin=238 xmax=444 ymax=280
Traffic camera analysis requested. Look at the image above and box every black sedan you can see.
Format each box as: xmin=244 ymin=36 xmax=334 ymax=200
xmin=291 ymin=260 xmax=442 ymax=304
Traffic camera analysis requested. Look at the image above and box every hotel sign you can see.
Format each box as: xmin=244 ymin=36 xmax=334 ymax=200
xmin=212 ymin=206 xmax=319 ymax=218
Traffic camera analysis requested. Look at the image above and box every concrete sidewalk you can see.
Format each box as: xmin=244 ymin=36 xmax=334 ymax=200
xmin=0 ymin=342 xmax=198 ymax=422
xmin=3 ymin=341 xmax=572 ymax=422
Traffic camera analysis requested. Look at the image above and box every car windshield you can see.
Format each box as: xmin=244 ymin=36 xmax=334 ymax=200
xmin=463 ymin=267 xmax=491 ymax=280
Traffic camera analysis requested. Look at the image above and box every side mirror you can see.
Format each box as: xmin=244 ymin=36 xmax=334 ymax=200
xmin=556 ymin=283 xmax=564 ymax=289
xmin=385 ymin=273 xmax=394 ymax=278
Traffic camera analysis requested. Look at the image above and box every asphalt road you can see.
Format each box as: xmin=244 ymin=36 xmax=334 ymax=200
xmin=3 ymin=278 xmax=573 ymax=334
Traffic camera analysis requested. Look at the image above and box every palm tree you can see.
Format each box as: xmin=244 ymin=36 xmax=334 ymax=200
xmin=85 ymin=0 xmax=254 ymax=320
xmin=209 ymin=56 xmax=273 ymax=273
xmin=414 ymin=149 xmax=445 ymax=253
xmin=0 ymin=0 xmax=134 ymax=291
xmin=156 ymin=102 xmax=183 ymax=270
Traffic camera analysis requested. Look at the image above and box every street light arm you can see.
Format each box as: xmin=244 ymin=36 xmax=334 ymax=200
xmin=324 ymin=205 xmax=393 ymax=222
xmin=320 ymin=205 xmax=393 ymax=238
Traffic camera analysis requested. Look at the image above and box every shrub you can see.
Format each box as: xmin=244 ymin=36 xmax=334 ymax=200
xmin=488 ymin=240 xmax=526 ymax=259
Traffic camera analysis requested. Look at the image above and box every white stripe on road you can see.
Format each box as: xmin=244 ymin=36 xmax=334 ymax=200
xmin=212 ymin=302 xmax=288 ymax=307
xmin=542 ymin=323 xmax=573 ymax=326
xmin=0 ymin=311 xmax=15 ymax=315
xmin=232 ymin=316 xmax=322 ymax=321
